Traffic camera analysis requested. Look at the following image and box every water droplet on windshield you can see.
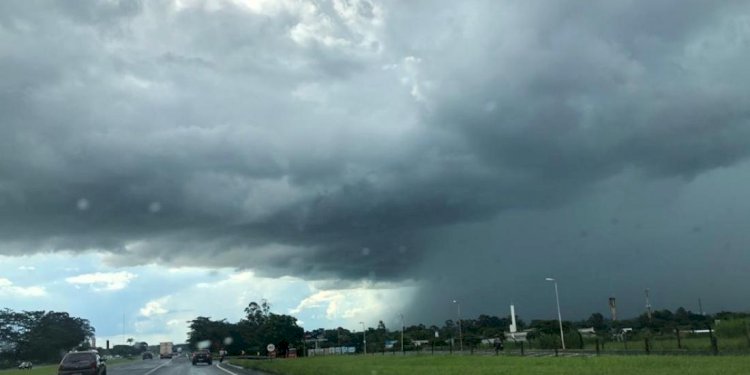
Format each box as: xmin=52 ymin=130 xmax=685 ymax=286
xmin=76 ymin=198 xmax=89 ymax=211
xmin=361 ymin=247 xmax=370 ymax=256
xmin=197 ymin=340 xmax=211 ymax=349
xmin=149 ymin=202 xmax=162 ymax=213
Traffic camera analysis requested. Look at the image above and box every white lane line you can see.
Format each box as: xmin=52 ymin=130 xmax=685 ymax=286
xmin=143 ymin=359 xmax=171 ymax=375
xmin=215 ymin=362 xmax=240 ymax=375
xmin=224 ymin=363 xmax=243 ymax=370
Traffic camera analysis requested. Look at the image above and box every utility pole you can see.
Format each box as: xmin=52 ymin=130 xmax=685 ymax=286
xmin=400 ymin=314 xmax=405 ymax=355
xmin=546 ymin=278 xmax=566 ymax=350
xmin=645 ymin=289 xmax=653 ymax=323
xmin=452 ymin=300 xmax=463 ymax=353
xmin=359 ymin=322 xmax=367 ymax=355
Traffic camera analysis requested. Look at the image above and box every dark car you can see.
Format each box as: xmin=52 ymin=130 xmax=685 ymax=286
xmin=191 ymin=350 xmax=212 ymax=366
xmin=142 ymin=352 xmax=153 ymax=360
xmin=58 ymin=351 xmax=106 ymax=375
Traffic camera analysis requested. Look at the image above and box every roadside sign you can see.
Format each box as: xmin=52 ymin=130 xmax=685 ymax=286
xmin=267 ymin=344 xmax=275 ymax=352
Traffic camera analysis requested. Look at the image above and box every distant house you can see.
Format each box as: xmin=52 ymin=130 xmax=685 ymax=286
xmin=504 ymin=331 xmax=530 ymax=342
xmin=577 ymin=327 xmax=596 ymax=338
xmin=612 ymin=328 xmax=633 ymax=342
xmin=412 ymin=340 xmax=430 ymax=347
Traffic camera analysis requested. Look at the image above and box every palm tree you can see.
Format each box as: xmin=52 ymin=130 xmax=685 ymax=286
xmin=127 ymin=338 xmax=134 ymax=345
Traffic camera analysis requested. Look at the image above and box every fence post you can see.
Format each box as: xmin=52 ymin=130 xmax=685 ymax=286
xmin=431 ymin=342 xmax=434 ymax=355
xmin=520 ymin=342 xmax=524 ymax=356
xmin=595 ymin=338 xmax=600 ymax=356
xmin=578 ymin=331 xmax=584 ymax=350
xmin=745 ymin=321 xmax=750 ymax=348
xmin=554 ymin=348 xmax=558 ymax=357
xmin=711 ymin=336 xmax=719 ymax=356
xmin=708 ymin=323 xmax=718 ymax=356
xmin=676 ymin=328 xmax=682 ymax=349
xmin=449 ymin=341 xmax=453 ymax=355
xmin=644 ymin=338 xmax=650 ymax=355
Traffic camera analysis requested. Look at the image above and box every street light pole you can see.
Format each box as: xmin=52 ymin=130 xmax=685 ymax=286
xmin=360 ymin=322 xmax=367 ymax=355
xmin=400 ymin=314 xmax=405 ymax=355
xmin=452 ymin=300 xmax=463 ymax=353
xmin=545 ymin=278 xmax=566 ymax=350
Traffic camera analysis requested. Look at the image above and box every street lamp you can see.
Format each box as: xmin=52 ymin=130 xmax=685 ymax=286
xmin=545 ymin=277 xmax=566 ymax=350
xmin=399 ymin=314 xmax=405 ymax=355
xmin=359 ymin=322 xmax=367 ymax=355
xmin=452 ymin=300 xmax=463 ymax=353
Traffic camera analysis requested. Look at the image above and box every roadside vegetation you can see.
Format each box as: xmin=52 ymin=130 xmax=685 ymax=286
xmin=233 ymin=355 xmax=750 ymax=375
xmin=0 ymin=309 xmax=94 ymax=368
xmin=0 ymin=359 xmax=134 ymax=375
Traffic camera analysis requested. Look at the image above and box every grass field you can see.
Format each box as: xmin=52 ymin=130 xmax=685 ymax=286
xmin=232 ymin=355 xmax=750 ymax=375
xmin=1 ymin=358 xmax=135 ymax=375
xmin=0 ymin=365 xmax=59 ymax=375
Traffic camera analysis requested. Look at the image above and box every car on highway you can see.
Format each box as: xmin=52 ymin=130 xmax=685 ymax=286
xmin=191 ymin=350 xmax=212 ymax=366
xmin=18 ymin=362 xmax=33 ymax=370
xmin=58 ymin=351 xmax=106 ymax=375
xmin=142 ymin=352 xmax=153 ymax=360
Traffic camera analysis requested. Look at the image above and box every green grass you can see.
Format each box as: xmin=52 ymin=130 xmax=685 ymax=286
xmin=232 ymin=355 xmax=750 ymax=375
xmin=0 ymin=365 xmax=58 ymax=375
xmin=0 ymin=358 xmax=135 ymax=375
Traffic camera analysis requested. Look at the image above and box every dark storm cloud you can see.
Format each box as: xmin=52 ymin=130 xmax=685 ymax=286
xmin=2 ymin=0 xmax=750 ymax=316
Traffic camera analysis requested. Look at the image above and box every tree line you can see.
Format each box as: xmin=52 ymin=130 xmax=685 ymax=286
xmin=187 ymin=301 xmax=749 ymax=355
xmin=0 ymin=309 xmax=94 ymax=367
xmin=187 ymin=300 xmax=303 ymax=357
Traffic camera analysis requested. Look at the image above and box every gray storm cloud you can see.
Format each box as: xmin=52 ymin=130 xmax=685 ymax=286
xmin=2 ymin=0 xmax=750 ymax=318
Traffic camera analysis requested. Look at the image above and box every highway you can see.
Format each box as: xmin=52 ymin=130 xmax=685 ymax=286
xmin=109 ymin=355 xmax=269 ymax=375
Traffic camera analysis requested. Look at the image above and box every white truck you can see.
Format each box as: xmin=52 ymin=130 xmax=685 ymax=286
xmin=159 ymin=342 xmax=174 ymax=359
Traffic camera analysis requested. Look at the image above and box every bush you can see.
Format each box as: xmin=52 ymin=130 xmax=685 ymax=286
xmin=715 ymin=319 xmax=750 ymax=339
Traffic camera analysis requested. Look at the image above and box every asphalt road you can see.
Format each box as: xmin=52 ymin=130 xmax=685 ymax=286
xmin=109 ymin=356 xmax=269 ymax=375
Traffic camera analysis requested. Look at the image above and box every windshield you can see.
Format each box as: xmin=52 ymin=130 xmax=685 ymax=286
xmin=1 ymin=1 xmax=750 ymax=374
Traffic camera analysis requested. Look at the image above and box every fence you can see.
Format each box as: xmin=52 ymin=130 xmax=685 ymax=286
xmin=351 ymin=332 xmax=748 ymax=357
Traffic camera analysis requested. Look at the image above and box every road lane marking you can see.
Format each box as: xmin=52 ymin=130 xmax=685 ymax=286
xmin=143 ymin=359 xmax=171 ymax=375
xmin=215 ymin=363 xmax=240 ymax=375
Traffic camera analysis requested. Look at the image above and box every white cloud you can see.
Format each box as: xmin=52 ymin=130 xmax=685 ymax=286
xmin=18 ymin=265 xmax=36 ymax=271
xmin=140 ymin=297 xmax=170 ymax=317
xmin=291 ymin=281 xmax=418 ymax=327
xmin=0 ymin=278 xmax=46 ymax=297
xmin=65 ymin=271 xmax=137 ymax=291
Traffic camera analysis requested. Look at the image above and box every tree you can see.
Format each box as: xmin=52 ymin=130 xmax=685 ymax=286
xmin=244 ymin=300 xmax=270 ymax=326
xmin=0 ymin=310 xmax=95 ymax=364
xmin=586 ymin=313 xmax=607 ymax=332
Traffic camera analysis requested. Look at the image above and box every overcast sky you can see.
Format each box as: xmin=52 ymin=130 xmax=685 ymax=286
xmin=2 ymin=0 xmax=750 ymax=344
